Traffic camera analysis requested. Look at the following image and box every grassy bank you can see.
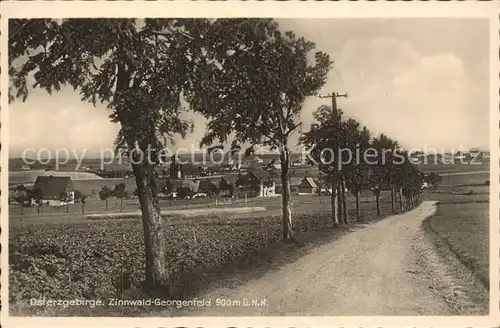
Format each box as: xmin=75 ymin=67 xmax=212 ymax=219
xmin=423 ymin=202 xmax=489 ymax=289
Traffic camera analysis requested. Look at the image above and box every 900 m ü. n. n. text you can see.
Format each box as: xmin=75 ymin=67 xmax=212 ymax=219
xmin=215 ymin=298 xmax=268 ymax=307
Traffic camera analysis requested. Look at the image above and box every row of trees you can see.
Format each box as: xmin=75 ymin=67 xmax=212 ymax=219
xmin=9 ymin=18 xmax=423 ymax=290
xmin=159 ymin=174 xmax=263 ymax=199
xmin=300 ymin=105 xmax=424 ymax=226
xmin=98 ymin=183 xmax=129 ymax=211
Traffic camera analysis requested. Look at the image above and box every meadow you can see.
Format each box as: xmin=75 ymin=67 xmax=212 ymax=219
xmin=423 ymin=201 xmax=489 ymax=289
xmin=421 ymin=170 xmax=490 ymax=289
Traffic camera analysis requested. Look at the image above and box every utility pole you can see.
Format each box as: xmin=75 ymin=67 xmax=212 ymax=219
xmin=319 ymin=92 xmax=348 ymax=114
xmin=318 ymin=92 xmax=348 ymax=225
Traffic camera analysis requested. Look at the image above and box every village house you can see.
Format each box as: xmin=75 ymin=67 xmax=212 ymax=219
xmin=246 ymin=169 xmax=277 ymax=198
xmin=298 ymin=177 xmax=319 ymax=195
xmin=31 ymin=176 xmax=75 ymax=206
xmin=275 ymin=177 xmax=303 ymax=195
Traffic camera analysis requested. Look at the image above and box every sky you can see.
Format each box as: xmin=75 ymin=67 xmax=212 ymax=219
xmin=9 ymin=18 xmax=490 ymax=158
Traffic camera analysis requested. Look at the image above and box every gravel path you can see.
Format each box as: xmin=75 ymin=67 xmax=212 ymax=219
xmin=176 ymin=201 xmax=488 ymax=316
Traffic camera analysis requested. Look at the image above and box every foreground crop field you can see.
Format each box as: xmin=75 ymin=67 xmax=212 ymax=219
xmin=9 ymin=192 xmax=395 ymax=316
xmin=9 ymin=213 xmax=335 ymax=315
xmin=424 ymin=202 xmax=489 ymax=288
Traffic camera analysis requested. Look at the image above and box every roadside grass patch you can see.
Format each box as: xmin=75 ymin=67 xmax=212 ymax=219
xmin=423 ymin=202 xmax=489 ymax=289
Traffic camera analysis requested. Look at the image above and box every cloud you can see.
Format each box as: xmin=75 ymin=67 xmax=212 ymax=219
xmin=297 ymin=36 xmax=488 ymax=151
xmin=9 ymin=88 xmax=119 ymax=157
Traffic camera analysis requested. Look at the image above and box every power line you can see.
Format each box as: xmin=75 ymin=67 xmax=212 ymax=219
xmin=332 ymin=67 xmax=348 ymax=95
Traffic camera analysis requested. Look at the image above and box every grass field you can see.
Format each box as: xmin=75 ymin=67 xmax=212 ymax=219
xmin=423 ymin=202 xmax=489 ymax=288
xmin=437 ymin=172 xmax=489 ymax=187
xmin=9 ymin=191 xmax=391 ymax=227
xmin=417 ymin=161 xmax=489 ymax=174
xmin=9 ymin=170 xmax=105 ymax=185
xmin=420 ymin=168 xmax=490 ymax=290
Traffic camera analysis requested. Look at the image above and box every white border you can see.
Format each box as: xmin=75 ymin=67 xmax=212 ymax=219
xmin=1 ymin=1 xmax=499 ymax=327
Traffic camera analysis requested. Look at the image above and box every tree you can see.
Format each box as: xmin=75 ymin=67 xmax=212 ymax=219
xmin=187 ymin=22 xmax=332 ymax=240
xmin=29 ymin=187 xmax=44 ymax=215
xmin=13 ymin=184 xmax=30 ymax=215
xmin=219 ymin=178 xmax=235 ymax=198
xmin=371 ymin=185 xmax=382 ymax=216
xmin=300 ymin=105 xmax=343 ymax=226
xmin=372 ymin=134 xmax=399 ymax=213
xmin=392 ymin=150 xmax=422 ymax=211
xmin=9 ymin=18 xmax=260 ymax=289
xmin=177 ymin=187 xmax=194 ymax=200
xmin=346 ymin=125 xmax=372 ymax=220
xmin=161 ymin=179 xmax=174 ymax=195
xmin=59 ymin=192 xmax=73 ymax=213
xmin=74 ymin=190 xmax=87 ymax=214
xmin=206 ymin=182 xmax=220 ymax=197
xmin=113 ymin=182 xmax=128 ymax=212
xmin=99 ymin=186 xmax=113 ymax=211
xmin=235 ymin=173 xmax=258 ymax=198
xmin=429 ymin=172 xmax=443 ymax=190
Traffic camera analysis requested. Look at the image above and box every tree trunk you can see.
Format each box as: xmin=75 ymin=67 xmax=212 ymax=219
xmin=132 ymin=162 xmax=169 ymax=289
xmin=376 ymin=195 xmax=381 ymax=216
xmin=280 ymin=148 xmax=293 ymax=241
xmin=105 ymin=199 xmax=108 ymax=211
xmin=342 ymin=179 xmax=348 ymax=223
xmin=81 ymin=203 xmax=85 ymax=214
xmin=399 ymin=188 xmax=403 ymax=212
xmin=337 ymin=181 xmax=344 ymax=225
xmin=354 ymin=190 xmax=360 ymax=220
xmin=113 ymin=63 xmax=168 ymax=289
xmin=330 ymin=175 xmax=338 ymax=226
xmin=390 ymin=187 xmax=395 ymax=213
xmin=120 ymin=197 xmax=123 ymax=212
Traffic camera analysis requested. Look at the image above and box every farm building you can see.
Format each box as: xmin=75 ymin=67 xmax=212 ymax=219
xmin=246 ymin=169 xmax=277 ymax=198
xmin=298 ymin=177 xmax=319 ymax=194
xmin=275 ymin=177 xmax=303 ymax=195
xmin=170 ymin=179 xmax=200 ymax=193
xmin=32 ymin=176 xmax=75 ymax=206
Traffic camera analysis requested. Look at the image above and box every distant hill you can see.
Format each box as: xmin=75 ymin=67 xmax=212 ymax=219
xmin=9 ymin=152 xmax=306 ymax=171
xmin=9 ymin=170 xmax=104 ymax=186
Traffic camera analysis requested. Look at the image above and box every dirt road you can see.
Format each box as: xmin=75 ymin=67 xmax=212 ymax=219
xmin=176 ymin=201 xmax=488 ymax=316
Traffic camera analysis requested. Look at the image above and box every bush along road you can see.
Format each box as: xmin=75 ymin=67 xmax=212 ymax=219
xmin=172 ymin=201 xmax=488 ymax=316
